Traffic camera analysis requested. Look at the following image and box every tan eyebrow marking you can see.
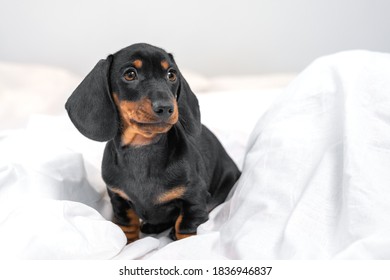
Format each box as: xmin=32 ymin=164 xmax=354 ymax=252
xmin=155 ymin=186 xmax=185 ymax=204
xmin=161 ymin=60 xmax=169 ymax=70
xmin=132 ymin=59 xmax=143 ymax=69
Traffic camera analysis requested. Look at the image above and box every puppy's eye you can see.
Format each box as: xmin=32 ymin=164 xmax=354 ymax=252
xmin=167 ymin=70 xmax=177 ymax=82
xmin=124 ymin=69 xmax=137 ymax=81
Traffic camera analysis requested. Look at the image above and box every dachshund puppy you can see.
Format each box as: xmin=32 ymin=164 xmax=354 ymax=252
xmin=65 ymin=43 xmax=240 ymax=243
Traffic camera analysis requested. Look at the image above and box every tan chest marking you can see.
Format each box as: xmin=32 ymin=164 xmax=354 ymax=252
xmin=155 ymin=186 xmax=186 ymax=204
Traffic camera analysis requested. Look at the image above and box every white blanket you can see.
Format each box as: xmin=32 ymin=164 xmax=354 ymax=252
xmin=1 ymin=50 xmax=389 ymax=259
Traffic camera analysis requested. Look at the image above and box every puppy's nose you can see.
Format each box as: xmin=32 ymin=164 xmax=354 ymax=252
xmin=152 ymin=100 xmax=174 ymax=119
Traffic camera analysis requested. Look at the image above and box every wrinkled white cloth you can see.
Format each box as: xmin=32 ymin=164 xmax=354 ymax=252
xmin=1 ymin=50 xmax=389 ymax=259
xmin=134 ymin=50 xmax=390 ymax=259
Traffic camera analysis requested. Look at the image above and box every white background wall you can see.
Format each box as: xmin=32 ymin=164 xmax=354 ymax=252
xmin=1 ymin=0 xmax=389 ymax=76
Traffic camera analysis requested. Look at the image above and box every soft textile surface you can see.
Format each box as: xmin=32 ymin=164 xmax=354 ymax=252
xmin=141 ymin=50 xmax=390 ymax=259
xmin=0 ymin=62 xmax=81 ymax=130
xmin=1 ymin=50 xmax=389 ymax=259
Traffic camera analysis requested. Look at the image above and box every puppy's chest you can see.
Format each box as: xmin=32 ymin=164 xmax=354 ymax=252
xmin=104 ymin=143 xmax=191 ymax=215
xmin=117 ymin=159 xmax=188 ymax=204
xmin=120 ymin=170 xmax=187 ymax=222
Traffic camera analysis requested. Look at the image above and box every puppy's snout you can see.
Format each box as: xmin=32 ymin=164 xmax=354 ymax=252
xmin=152 ymin=100 xmax=174 ymax=120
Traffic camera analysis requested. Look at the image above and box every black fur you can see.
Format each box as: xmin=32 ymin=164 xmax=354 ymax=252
xmin=66 ymin=56 xmax=118 ymax=141
xmin=65 ymin=43 xmax=240 ymax=241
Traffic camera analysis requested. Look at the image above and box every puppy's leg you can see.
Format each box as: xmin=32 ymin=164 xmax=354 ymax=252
xmin=172 ymin=192 xmax=209 ymax=240
xmin=108 ymin=188 xmax=140 ymax=244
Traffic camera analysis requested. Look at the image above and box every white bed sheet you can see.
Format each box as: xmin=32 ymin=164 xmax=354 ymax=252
xmin=1 ymin=50 xmax=390 ymax=259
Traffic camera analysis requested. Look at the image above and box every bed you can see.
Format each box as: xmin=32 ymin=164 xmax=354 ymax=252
xmin=1 ymin=50 xmax=389 ymax=259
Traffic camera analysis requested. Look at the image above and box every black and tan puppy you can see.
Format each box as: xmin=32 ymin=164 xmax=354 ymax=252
xmin=65 ymin=43 xmax=240 ymax=243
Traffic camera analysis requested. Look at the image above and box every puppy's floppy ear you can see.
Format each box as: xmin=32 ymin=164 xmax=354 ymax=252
xmin=176 ymin=72 xmax=202 ymax=137
xmin=65 ymin=56 xmax=118 ymax=142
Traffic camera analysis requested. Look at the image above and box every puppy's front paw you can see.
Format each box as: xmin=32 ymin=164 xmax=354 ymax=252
xmin=172 ymin=215 xmax=196 ymax=240
xmin=114 ymin=209 xmax=140 ymax=244
xmin=117 ymin=223 xmax=140 ymax=244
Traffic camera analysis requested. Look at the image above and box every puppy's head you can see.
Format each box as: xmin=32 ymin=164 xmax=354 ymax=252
xmin=65 ymin=43 xmax=201 ymax=146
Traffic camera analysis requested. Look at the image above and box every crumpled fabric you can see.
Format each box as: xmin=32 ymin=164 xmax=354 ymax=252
xmin=1 ymin=50 xmax=389 ymax=259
